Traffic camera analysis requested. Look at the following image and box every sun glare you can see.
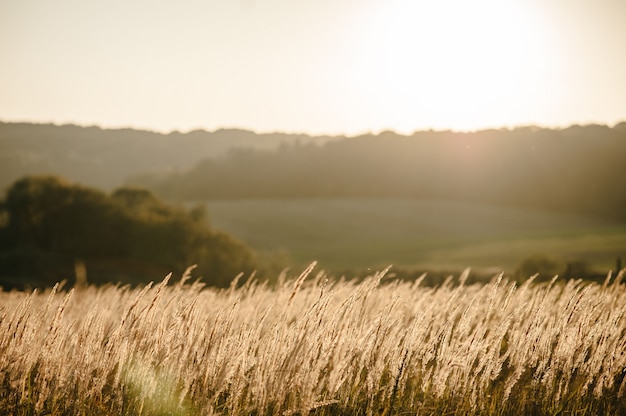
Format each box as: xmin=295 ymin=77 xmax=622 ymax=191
xmin=355 ymin=0 xmax=549 ymax=131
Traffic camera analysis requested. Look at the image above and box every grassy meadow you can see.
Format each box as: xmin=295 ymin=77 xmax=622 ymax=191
xmin=204 ymin=198 xmax=626 ymax=274
xmin=1 ymin=264 xmax=626 ymax=415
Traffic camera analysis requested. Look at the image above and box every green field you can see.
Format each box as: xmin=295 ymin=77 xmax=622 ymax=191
xmin=204 ymin=198 xmax=626 ymax=275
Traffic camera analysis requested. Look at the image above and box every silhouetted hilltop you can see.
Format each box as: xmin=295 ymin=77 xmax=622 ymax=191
xmin=0 ymin=121 xmax=336 ymax=191
xmin=130 ymin=123 xmax=626 ymax=221
xmin=2 ymin=120 xmax=626 ymax=221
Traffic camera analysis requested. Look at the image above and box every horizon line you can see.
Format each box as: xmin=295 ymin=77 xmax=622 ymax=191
xmin=1 ymin=117 xmax=625 ymax=138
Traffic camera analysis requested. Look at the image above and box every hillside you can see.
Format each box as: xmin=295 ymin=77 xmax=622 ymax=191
xmin=203 ymin=198 xmax=626 ymax=278
xmin=0 ymin=121 xmax=336 ymax=191
xmin=3 ymin=121 xmax=626 ymax=221
xmin=140 ymin=123 xmax=626 ymax=221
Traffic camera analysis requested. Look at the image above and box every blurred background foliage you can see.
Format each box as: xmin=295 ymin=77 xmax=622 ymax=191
xmin=0 ymin=176 xmax=258 ymax=289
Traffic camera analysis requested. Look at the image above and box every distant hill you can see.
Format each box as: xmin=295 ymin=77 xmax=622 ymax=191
xmin=0 ymin=121 xmax=337 ymax=191
xmin=2 ymin=120 xmax=626 ymax=221
xmin=133 ymin=123 xmax=626 ymax=221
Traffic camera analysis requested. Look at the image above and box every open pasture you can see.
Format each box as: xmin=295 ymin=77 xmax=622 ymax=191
xmin=204 ymin=198 xmax=626 ymax=274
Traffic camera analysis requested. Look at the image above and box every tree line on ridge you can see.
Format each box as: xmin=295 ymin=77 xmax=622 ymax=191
xmin=130 ymin=123 xmax=626 ymax=221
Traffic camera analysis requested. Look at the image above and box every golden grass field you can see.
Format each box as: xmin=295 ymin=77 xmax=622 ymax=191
xmin=1 ymin=263 xmax=625 ymax=415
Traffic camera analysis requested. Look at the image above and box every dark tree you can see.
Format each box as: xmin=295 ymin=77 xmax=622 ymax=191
xmin=0 ymin=176 xmax=257 ymax=289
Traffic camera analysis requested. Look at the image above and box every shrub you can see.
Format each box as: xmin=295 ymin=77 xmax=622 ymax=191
xmin=0 ymin=176 xmax=257 ymax=288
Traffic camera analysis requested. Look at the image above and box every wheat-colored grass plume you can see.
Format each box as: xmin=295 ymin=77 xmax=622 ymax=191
xmin=0 ymin=263 xmax=625 ymax=415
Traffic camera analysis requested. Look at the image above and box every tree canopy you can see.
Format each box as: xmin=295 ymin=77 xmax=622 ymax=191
xmin=0 ymin=176 xmax=257 ymax=289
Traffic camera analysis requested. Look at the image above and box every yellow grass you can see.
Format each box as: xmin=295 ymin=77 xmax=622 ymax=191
xmin=1 ymin=264 xmax=625 ymax=415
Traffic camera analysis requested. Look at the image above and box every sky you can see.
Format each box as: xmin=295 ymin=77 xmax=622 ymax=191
xmin=1 ymin=0 xmax=625 ymax=136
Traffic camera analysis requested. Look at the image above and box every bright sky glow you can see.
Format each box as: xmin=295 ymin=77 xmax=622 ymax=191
xmin=1 ymin=0 xmax=625 ymax=135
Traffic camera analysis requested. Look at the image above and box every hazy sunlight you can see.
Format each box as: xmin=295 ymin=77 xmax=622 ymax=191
xmin=355 ymin=0 xmax=553 ymax=132
xmin=1 ymin=0 xmax=624 ymax=134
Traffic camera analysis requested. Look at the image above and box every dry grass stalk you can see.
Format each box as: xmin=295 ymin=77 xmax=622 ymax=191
xmin=0 ymin=263 xmax=625 ymax=415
